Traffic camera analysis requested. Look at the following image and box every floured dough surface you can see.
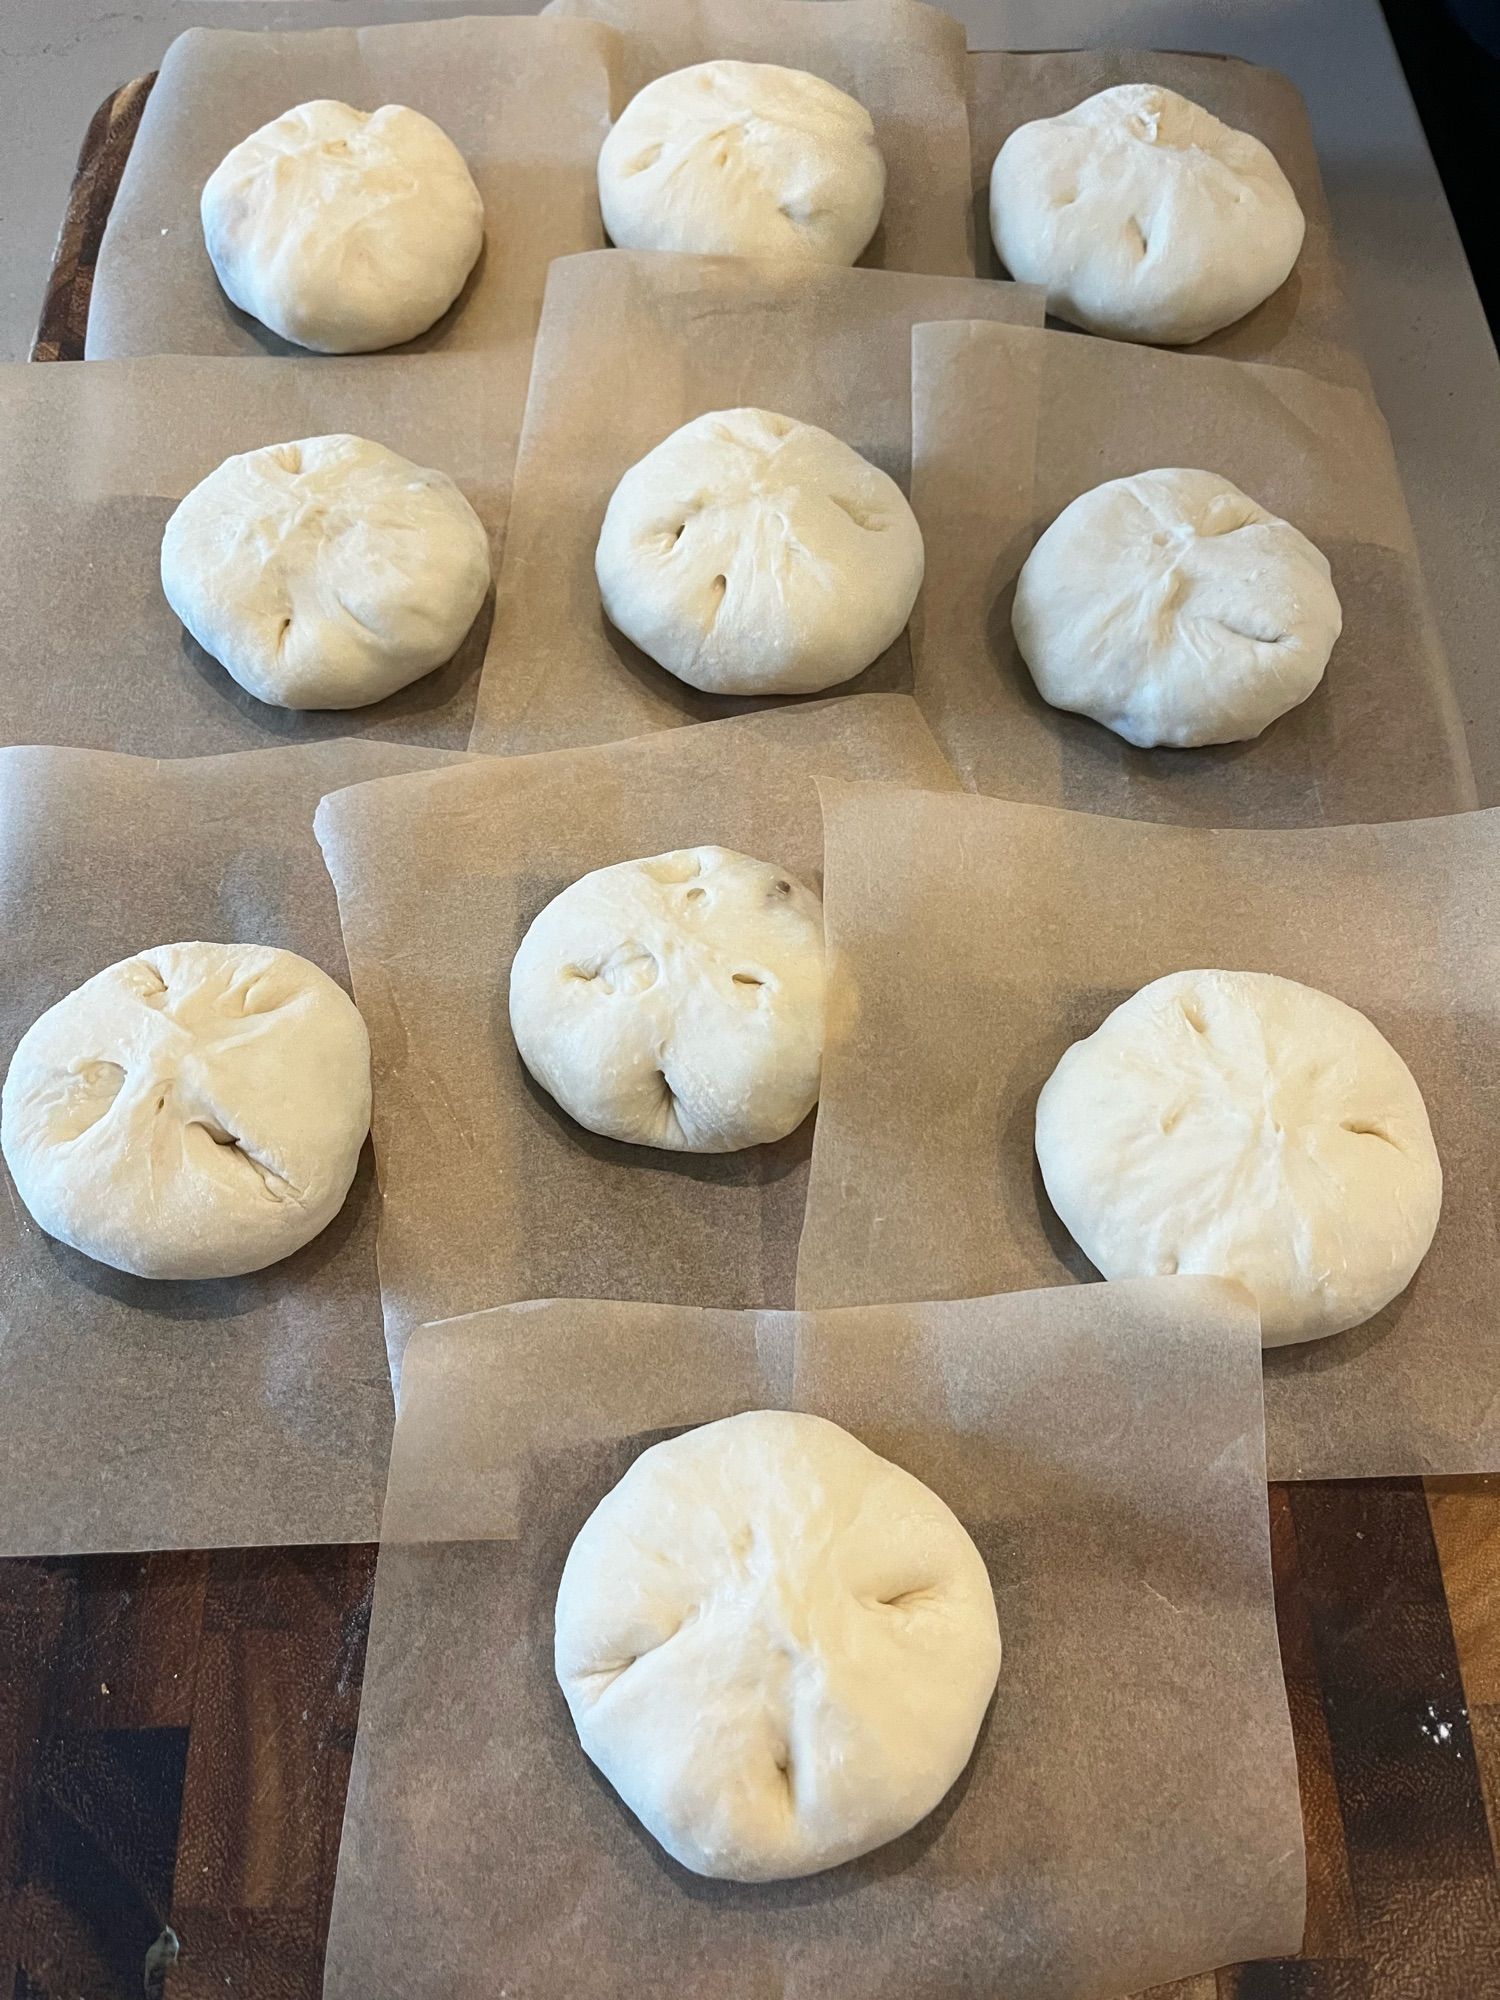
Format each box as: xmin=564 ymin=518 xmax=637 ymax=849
xmin=596 ymin=408 xmax=924 ymax=696
xmin=1035 ymin=970 xmax=1443 ymax=1345
xmin=161 ymin=434 xmax=492 ymax=711
xmin=990 ymin=84 xmax=1305 ymax=344
xmin=597 ymin=61 xmax=885 ymax=266
xmin=509 ymin=847 xmax=825 ymax=1153
xmin=201 ymin=99 xmax=484 ymax=352
xmin=555 ymin=1410 xmax=1001 ymax=1881
xmin=1 ymin=943 xmax=371 ymax=1280
xmin=1013 ymin=468 xmax=1342 ymax=749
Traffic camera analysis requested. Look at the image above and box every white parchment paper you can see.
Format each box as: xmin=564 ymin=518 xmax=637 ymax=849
xmin=323 ymin=1283 xmax=1303 ymax=2000
xmin=797 ymin=781 xmax=1500 ymax=1481
xmin=468 ymin=249 xmax=1041 ymax=755
xmin=0 ymin=740 xmax=458 ymax=1558
xmin=908 ymin=318 xmax=1475 ymax=826
xmin=86 ymin=16 xmax=616 ymax=367
xmin=314 ymin=696 xmax=957 ymax=1387
xmin=1 ymin=352 xmax=508 ymax=754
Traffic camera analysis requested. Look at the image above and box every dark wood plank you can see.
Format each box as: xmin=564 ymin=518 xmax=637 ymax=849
xmin=0 ymin=1548 xmax=374 ymax=2000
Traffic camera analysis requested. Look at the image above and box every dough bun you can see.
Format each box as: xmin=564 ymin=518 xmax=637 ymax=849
xmin=161 ymin=434 xmax=492 ymax=711
xmin=1013 ymin=468 xmax=1341 ymax=749
xmin=597 ymin=61 xmax=885 ymax=266
xmin=2 ymin=942 xmax=372 ymax=1281
xmin=509 ymin=846 xmax=825 ymax=1153
xmin=555 ymin=1409 xmax=1001 ymax=1880
xmin=1035 ymin=969 xmax=1443 ymax=1345
xmin=596 ymin=408 xmax=924 ymax=696
xmin=990 ymin=84 xmax=1305 ymax=345
xmin=201 ymin=99 xmax=484 ymax=352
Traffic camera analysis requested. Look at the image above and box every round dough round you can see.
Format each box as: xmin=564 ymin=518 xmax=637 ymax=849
xmin=201 ymin=99 xmax=484 ymax=352
xmin=1035 ymin=970 xmax=1442 ymax=1345
xmin=1012 ymin=468 xmax=1342 ymax=749
xmin=989 ymin=84 xmax=1306 ymax=345
xmin=1 ymin=943 xmax=371 ymax=1281
xmin=597 ymin=61 xmax=885 ymax=267
xmin=596 ymin=408 xmax=924 ymax=696
xmin=509 ymin=847 xmax=825 ymax=1153
xmin=161 ymin=434 xmax=492 ymax=711
xmin=555 ymin=1409 xmax=1001 ymax=1881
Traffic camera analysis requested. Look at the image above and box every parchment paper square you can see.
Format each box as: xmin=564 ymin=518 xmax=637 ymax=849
xmin=323 ymin=1283 xmax=1303 ymax=2000
xmin=797 ymin=781 xmax=1500 ymax=1480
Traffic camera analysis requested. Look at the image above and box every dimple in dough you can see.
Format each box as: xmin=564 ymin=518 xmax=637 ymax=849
xmin=990 ymin=84 xmax=1306 ymax=345
xmin=555 ymin=1409 xmax=1002 ymax=1881
xmin=508 ymin=847 xmax=825 ymax=1153
xmin=597 ymin=61 xmax=886 ymax=267
xmin=596 ymin=408 xmax=925 ymax=696
xmin=1 ymin=943 xmax=371 ymax=1281
xmin=1012 ymin=468 xmax=1342 ymax=749
xmin=200 ymin=99 xmax=484 ymax=352
xmin=1035 ymin=969 xmax=1443 ymax=1346
xmin=161 ymin=434 xmax=492 ymax=711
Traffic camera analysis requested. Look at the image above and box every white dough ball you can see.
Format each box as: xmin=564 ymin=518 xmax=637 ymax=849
xmin=1 ymin=943 xmax=371 ymax=1281
xmin=556 ymin=1410 xmax=1001 ymax=1881
xmin=990 ymin=84 xmax=1306 ymax=345
xmin=1035 ymin=970 xmax=1443 ymax=1346
xmin=509 ymin=847 xmax=825 ymax=1153
xmin=596 ymin=409 xmax=924 ymax=696
xmin=201 ymin=99 xmax=484 ymax=352
xmin=1012 ymin=468 xmax=1342 ymax=749
xmin=161 ymin=435 xmax=492 ymax=711
xmin=597 ymin=61 xmax=885 ymax=267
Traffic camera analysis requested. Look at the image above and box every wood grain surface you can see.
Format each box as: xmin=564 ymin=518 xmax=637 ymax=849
xmin=2 ymin=1485 xmax=1497 ymax=1996
xmin=6 ymin=75 xmax=1498 ymax=2000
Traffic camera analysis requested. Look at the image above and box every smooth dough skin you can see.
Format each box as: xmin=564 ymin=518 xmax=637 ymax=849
xmin=989 ymin=85 xmax=1306 ymax=345
xmin=161 ymin=435 xmax=492 ymax=711
xmin=555 ymin=1410 xmax=1002 ymax=1881
xmin=1013 ymin=468 xmax=1342 ymax=749
xmin=1035 ymin=970 xmax=1443 ymax=1346
xmin=1 ymin=943 xmax=371 ymax=1281
xmin=596 ymin=408 xmax=925 ymax=696
xmin=509 ymin=847 xmax=825 ymax=1153
xmin=597 ymin=61 xmax=885 ymax=266
xmin=201 ymin=99 xmax=484 ymax=352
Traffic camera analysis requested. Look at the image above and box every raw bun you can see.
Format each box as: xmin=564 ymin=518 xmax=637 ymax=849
xmin=508 ymin=846 xmax=825 ymax=1153
xmin=1013 ymin=468 xmax=1342 ymax=749
xmin=597 ymin=61 xmax=885 ymax=267
xmin=1 ymin=943 xmax=371 ymax=1281
xmin=555 ymin=1409 xmax=1001 ymax=1881
xmin=161 ymin=434 xmax=492 ymax=711
xmin=989 ymin=84 xmax=1306 ymax=345
xmin=201 ymin=99 xmax=484 ymax=352
xmin=1035 ymin=969 xmax=1443 ymax=1345
xmin=596 ymin=408 xmax=924 ymax=696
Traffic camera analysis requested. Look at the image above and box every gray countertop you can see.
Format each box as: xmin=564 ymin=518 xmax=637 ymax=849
xmin=3 ymin=0 xmax=1496 ymax=794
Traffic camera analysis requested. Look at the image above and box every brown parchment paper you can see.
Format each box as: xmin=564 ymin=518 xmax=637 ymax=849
xmin=967 ymin=49 xmax=1364 ymax=387
xmin=323 ymin=1283 xmax=1304 ymax=2000
xmin=0 ymin=352 xmax=507 ymax=754
xmin=85 ymin=15 xmax=615 ymax=366
xmin=910 ymin=318 xmax=1476 ymax=827
xmin=314 ymin=696 xmax=957 ymax=1388
xmin=796 ymin=781 xmax=1500 ymax=1482
xmin=467 ymin=249 xmax=1041 ymax=755
xmin=545 ymin=0 xmax=974 ymax=276
xmin=0 ymin=739 xmax=459 ymax=1559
